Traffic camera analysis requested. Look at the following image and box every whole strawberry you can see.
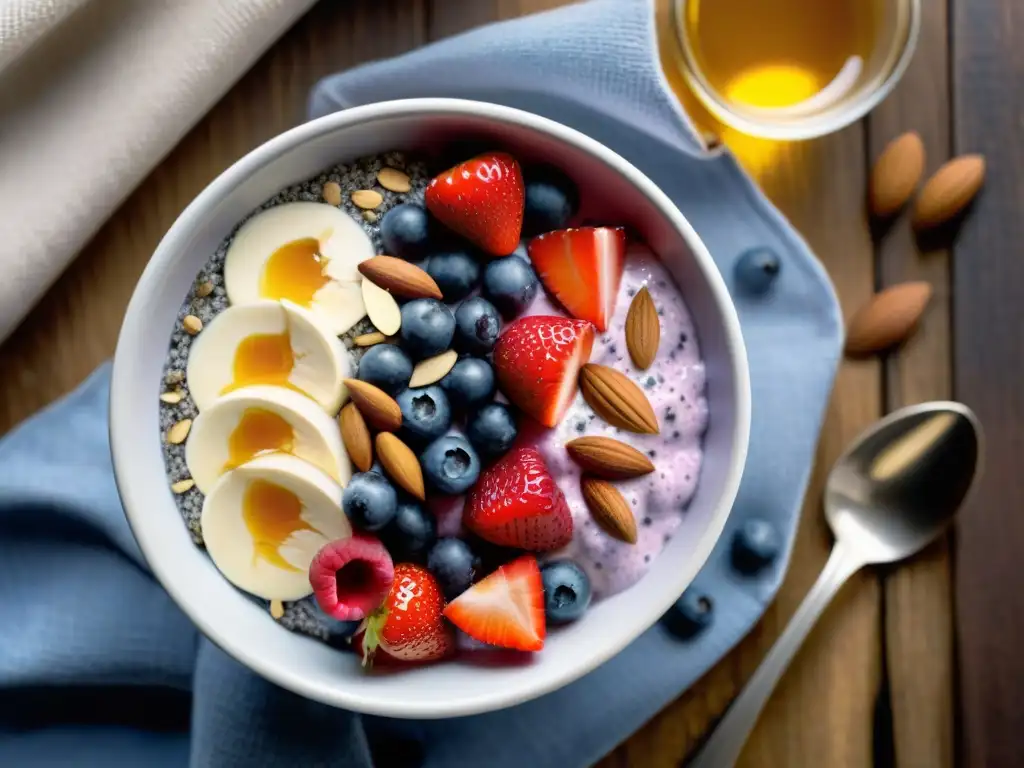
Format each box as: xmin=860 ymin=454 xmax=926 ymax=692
xmin=425 ymin=152 xmax=524 ymax=256
xmin=492 ymin=315 xmax=594 ymax=428
xmin=464 ymin=446 xmax=573 ymax=551
xmin=359 ymin=563 xmax=453 ymax=666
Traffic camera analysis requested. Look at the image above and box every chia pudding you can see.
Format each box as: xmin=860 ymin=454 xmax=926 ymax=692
xmin=159 ymin=147 xmax=708 ymax=661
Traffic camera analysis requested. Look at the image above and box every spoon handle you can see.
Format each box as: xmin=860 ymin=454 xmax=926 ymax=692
xmin=687 ymin=542 xmax=864 ymax=768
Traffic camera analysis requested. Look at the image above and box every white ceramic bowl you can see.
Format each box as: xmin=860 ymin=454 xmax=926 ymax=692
xmin=111 ymin=98 xmax=750 ymax=719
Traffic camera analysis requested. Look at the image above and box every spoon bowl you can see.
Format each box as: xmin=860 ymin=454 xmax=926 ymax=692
xmin=825 ymin=401 xmax=981 ymax=564
xmin=689 ymin=401 xmax=982 ymax=768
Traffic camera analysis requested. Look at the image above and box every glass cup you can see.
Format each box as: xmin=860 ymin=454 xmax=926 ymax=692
xmin=670 ymin=0 xmax=921 ymax=141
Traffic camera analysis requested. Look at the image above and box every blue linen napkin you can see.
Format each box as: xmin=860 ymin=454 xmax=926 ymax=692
xmin=0 ymin=0 xmax=842 ymax=766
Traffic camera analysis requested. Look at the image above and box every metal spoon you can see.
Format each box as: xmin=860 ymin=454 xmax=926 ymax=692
xmin=689 ymin=401 xmax=982 ymax=768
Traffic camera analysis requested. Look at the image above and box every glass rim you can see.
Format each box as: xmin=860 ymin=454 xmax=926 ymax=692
xmin=670 ymin=0 xmax=922 ymax=141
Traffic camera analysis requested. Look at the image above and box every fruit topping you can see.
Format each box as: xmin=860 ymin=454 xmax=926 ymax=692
xmin=309 ymin=534 xmax=395 ymax=622
xmin=342 ymin=471 xmax=398 ymax=531
xmin=662 ymin=589 xmax=713 ymax=639
xmin=396 ymin=385 xmax=452 ymax=445
xmin=540 ymin=560 xmax=592 ymax=624
xmin=425 ymin=152 xmax=525 ymax=256
xmin=425 ymin=248 xmax=481 ymax=302
xmin=440 ymin=357 xmax=496 ymax=410
xmin=464 ymin=446 xmax=572 ymax=551
xmin=420 ymin=434 xmax=481 ymax=495
xmin=427 ymin=537 xmax=481 ymax=599
xmin=482 ymin=253 xmax=539 ymax=319
xmin=381 ymin=204 xmax=433 ymax=261
xmin=443 ymin=555 xmax=546 ymax=651
xmin=465 ymin=403 xmax=518 ymax=462
xmin=308 ymin=598 xmax=362 ymax=649
xmin=522 ymin=165 xmax=579 ymax=238
xmin=453 ymin=296 xmax=502 ymax=355
xmin=492 ymin=316 xmax=594 ymax=428
xmin=381 ymin=500 xmax=437 ymax=563
xmin=528 ymin=226 xmax=626 ymax=332
xmin=361 ymin=562 xmax=453 ymax=665
xmin=399 ymin=299 xmax=455 ymax=360
xmin=357 ymin=343 xmax=413 ymax=396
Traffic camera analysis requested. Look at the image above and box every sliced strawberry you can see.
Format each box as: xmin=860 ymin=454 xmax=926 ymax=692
xmin=425 ymin=152 xmax=524 ymax=256
xmin=443 ymin=555 xmax=546 ymax=651
xmin=528 ymin=226 xmax=627 ymax=332
xmin=360 ymin=563 xmax=453 ymax=666
xmin=464 ymin=446 xmax=573 ymax=551
xmin=492 ymin=315 xmax=594 ymax=428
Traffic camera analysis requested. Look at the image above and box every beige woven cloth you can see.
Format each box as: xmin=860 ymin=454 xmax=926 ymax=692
xmin=0 ymin=0 xmax=317 ymax=343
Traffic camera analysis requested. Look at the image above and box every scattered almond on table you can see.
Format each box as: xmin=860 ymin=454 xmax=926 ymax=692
xmin=845 ymin=281 xmax=933 ymax=355
xmin=913 ymin=154 xmax=986 ymax=230
xmin=869 ymin=131 xmax=925 ymax=218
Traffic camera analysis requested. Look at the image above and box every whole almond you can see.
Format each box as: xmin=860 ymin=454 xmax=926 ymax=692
xmin=845 ymin=281 xmax=932 ymax=355
xmin=339 ymin=402 xmax=373 ymax=472
xmin=869 ymin=132 xmax=926 ymax=218
xmin=581 ymin=477 xmax=637 ymax=544
xmin=377 ymin=167 xmax=412 ymax=193
xmin=579 ymin=364 xmax=659 ymax=434
xmin=359 ymin=256 xmax=442 ymax=300
xmin=361 ymin=277 xmax=402 ymax=336
xmin=343 ymin=379 xmax=402 ymax=432
xmin=566 ymin=436 xmax=655 ymax=479
xmin=376 ymin=432 xmax=425 ymax=500
xmin=625 ymin=286 xmax=660 ymax=369
xmin=913 ymin=154 xmax=985 ymax=229
xmin=409 ymin=349 xmax=458 ymax=387
xmin=351 ymin=189 xmax=383 ymax=209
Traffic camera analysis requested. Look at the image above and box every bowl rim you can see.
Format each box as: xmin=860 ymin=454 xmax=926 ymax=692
xmin=110 ymin=97 xmax=751 ymax=717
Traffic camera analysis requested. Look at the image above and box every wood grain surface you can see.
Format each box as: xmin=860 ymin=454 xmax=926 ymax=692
xmin=0 ymin=0 xmax=1003 ymax=765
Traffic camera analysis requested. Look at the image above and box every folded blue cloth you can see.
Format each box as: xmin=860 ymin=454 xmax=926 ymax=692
xmin=0 ymin=1 xmax=842 ymax=766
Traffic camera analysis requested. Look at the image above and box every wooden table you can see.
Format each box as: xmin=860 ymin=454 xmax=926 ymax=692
xmin=1 ymin=1 xmax=1019 ymax=765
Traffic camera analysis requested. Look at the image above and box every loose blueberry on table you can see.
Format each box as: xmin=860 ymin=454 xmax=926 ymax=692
xmin=166 ymin=145 xmax=710 ymax=671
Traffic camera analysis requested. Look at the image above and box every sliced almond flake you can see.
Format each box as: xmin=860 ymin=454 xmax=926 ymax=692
xmin=351 ymin=189 xmax=383 ymax=210
xmin=167 ymin=419 xmax=192 ymax=445
xmin=377 ymin=167 xmax=412 ymax=193
xmin=322 ymin=181 xmax=342 ymax=206
xmin=409 ymin=349 xmax=458 ymax=387
xmin=354 ymin=331 xmax=387 ymax=347
xmin=171 ymin=478 xmax=195 ymax=494
xmin=270 ymin=599 xmax=285 ymax=619
xmin=361 ymin=278 xmax=401 ymax=336
xmin=160 ymin=391 xmax=183 ymax=404
xmin=182 ymin=315 xmax=203 ymax=335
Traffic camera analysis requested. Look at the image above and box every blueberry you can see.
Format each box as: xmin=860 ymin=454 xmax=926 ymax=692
xmin=308 ymin=599 xmax=361 ymax=649
xmin=427 ymin=537 xmax=481 ymax=599
xmin=426 ymin=249 xmax=481 ymax=302
xmin=731 ymin=518 xmax=781 ymax=574
xmin=734 ymin=247 xmax=781 ymax=295
xmin=400 ymin=299 xmax=455 ymax=360
xmin=382 ymin=500 xmax=437 ymax=562
xmin=357 ymin=344 xmax=413 ymax=395
xmin=381 ymin=204 xmax=432 ymax=261
xmin=466 ymin=402 xmax=517 ymax=460
xmin=661 ymin=589 xmax=713 ymax=639
xmin=511 ymin=241 xmax=530 ymax=262
xmin=454 ymin=297 xmax=501 ymax=354
xmin=441 ymin=357 xmax=496 ymax=409
xmin=482 ymin=255 xmax=539 ymax=319
xmin=342 ymin=472 xmax=397 ymax=531
xmin=540 ymin=560 xmax=592 ymax=623
xmin=522 ymin=166 xmax=579 ymax=237
xmin=396 ymin=385 xmax=452 ymax=444
xmin=420 ymin=434 xmax=481 ymax=495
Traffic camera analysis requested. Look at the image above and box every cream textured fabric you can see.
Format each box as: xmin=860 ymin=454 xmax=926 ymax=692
xmin=0 ymin=0 xmax=316 ymax=343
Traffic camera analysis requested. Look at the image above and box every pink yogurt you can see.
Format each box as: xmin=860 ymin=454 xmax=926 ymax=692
xmin=430 ymin=244 xmax=709 ymax=599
